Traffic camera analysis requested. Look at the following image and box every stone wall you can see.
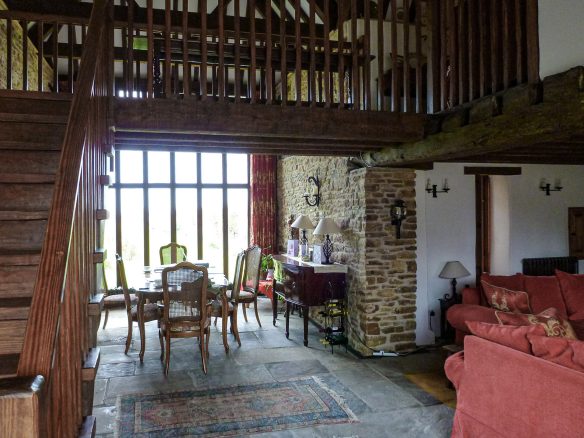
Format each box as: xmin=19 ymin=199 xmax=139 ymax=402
xmin=277 ymin=156 xmax=417 ymax=355
xmin=0 ymin=0 xmax=54 ymax=90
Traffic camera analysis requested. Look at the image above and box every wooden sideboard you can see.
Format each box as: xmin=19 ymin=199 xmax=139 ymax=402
xmin=272 ymin=255 xmax=347 ymax=346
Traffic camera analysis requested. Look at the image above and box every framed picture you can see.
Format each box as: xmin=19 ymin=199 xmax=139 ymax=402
xmin=312 ymin=244 xmax=323 ymax=264
xmin=287 ymin=239 xmax=299 ymax=256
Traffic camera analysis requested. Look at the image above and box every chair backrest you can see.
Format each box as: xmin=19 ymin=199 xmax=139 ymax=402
xmin=161 ymin=262 xmax=208 ymax=330
xmin=115 ymin=254 xmax=135 ymax=312
xmin=159 ymin=242 xmax=188 ymax=265
xmin=229 ymin=251 xmax=246 ymax=302
xmin=242 ymin=245 xmax=262 ymax=294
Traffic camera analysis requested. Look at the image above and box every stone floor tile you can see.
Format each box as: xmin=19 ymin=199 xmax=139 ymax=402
xmin=265 ymin=359 xmax=330 ymax=380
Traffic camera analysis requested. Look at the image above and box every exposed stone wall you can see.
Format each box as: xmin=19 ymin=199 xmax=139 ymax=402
xmin=0 ymin=0 xmax=54 ymax=90
xmin=277 ymin=156 xmax=417 ymax=355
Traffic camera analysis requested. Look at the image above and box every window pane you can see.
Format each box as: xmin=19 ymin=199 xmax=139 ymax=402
xmin=175 ymin=152 xmax=197 ymax=183
xmin=201 ymin=153 xmax=222 ymax=183
xmin=227 ymin=189 xmax=249 ymax=279
xmin=149 ymin=189 xmax=171 ymax=265
xmin=202 ymin=189 xmax=223 ymax=271
xmin=119 ymin=150 xmax=143 ymax=183
xmin=104 ymin=185 xmax=116 ymax=289
xmin=148 ymin=151 xmax=170 ymax=183
xmin=227 ymin=154 xmax=248 ymax=184
xmin=120 ymin=189 xmax=144 ymax=285
xmin=176 ymin=189 xmax=197 ymax=261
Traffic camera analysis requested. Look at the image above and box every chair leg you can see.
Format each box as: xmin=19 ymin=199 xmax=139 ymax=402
xmin=206 ymin=327 xmax=210 ymax=358
xmin=102 ymin=308 xmax=109 ymax=329
xmin=253 ymin=297 xmax=262 ymax=327
xmin=125 ymin=321 xmax=133 ymax=354
xmin=164 ymin=333 xmax=171 ymax=375
xmin=158 ymin=328 xmax=164 ymax=361
xmin=214 ymin=316 xmax=218 ymax=327
xmin=232 ymin=307 xmax=241 ymax=347
xmin=200 ymin=331 xmax=208 ymax=374
xmin=242 ymin=302 xmax=248 ymax=323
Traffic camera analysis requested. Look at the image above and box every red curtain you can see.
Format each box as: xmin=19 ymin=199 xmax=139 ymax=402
xmin=250 ymin=155 xmax=277 ymax=253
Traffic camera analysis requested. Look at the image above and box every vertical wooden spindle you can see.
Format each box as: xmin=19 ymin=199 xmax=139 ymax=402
xmin=377 ymin=0 xmax=384 ymax=110
xmin=478 ymin=0 xmax=488 ymax=96
xmin=324 ymin=0 xmax=331 ymax=108
xmin=235 ymin=0 xmax=241 ymax=102
xmin=458 ymin=0 xmax=468 ymax=104
xmin=37 ymin=21 xmax=43 ymax=91
xmin=350 ymin=0 xmax=358 ymax=109
xmin=200 ymin=0 xmax=208 ymax=99
xmin=68 ymin=24 xmax=74 ymax=92
xmin=6 ymin=18 xmax=12 ymax=90
xmin=468 ymin=0 xmax=478 ymax=100
xmin=490 ymin=0 xmax=500 ymax=93
xmin=52 ymin=22 xmax=58 ymax=92
xmin=147 ymin=0 xmax=154 ymax=97
xmin=182 ymin=0 xmax=189 ymax=96
xmin=390 ymin=0 xmax=398 ymax=112
xmin=515 ymin=0 xmax=524 ymax=84
xmin=440 ymin=0 xmax=447 ymax=109
xmin=265 ymin=0 xmax=273 ymax=103
xmin=309 ymin=0 xmax=316 ymax=107
xmin=403 ymin=0 xmax=411 ymax=112
xmin=22 ymin=19 xmax=28 ymax=91
xmin=417 ymin=0 xmax=427 ymax=113
xmin=447 ymin=0 xmax=458 ymax=107
xmin=279 ymin=0 xmax=287 ymax=106
xmin=338 ymin=0 xmax=345 ymax=109
xmin=502 ymin=0 xmax=510 ymax=89
xmin=249 ymin=0 xmax=257 ymax=103
xmin=363 ymin=0 xmax=371 ymax=110
xmin=128 ymin=0 xmax=135 ymax=94
xmin=295 ymin=0 xmax=301 ymax=106
xmin=218 ymin=0 xmax=225 ymax=100
xmin=165 ymin=0 xmax=172 ymax=96
xmin=525 ymin=0 xmax=539 ymax=84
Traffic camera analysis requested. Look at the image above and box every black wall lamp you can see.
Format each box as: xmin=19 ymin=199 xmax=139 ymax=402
xmin=426 ymin=178 xmax=450 ymax=198
xmin=540 ymin=178 xmax=562 ymax=196
xmin=390 ymin=199 xmax=407 ymax=239
xmin=303 ymin=175 xmax=321 ymax=207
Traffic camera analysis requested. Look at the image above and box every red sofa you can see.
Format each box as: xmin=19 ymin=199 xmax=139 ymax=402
xmin=447 ymin=272 xmax=584 ymax=343
xmin=445 ymin=335 xmax=584 ymax=437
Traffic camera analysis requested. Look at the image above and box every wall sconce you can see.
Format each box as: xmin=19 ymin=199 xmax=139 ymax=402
xmin=426 ymin=178 xmax=450 ymax=198
xmin=390 ymin=200 xmax=407 ymax=239
xmin=303 ymin=175 xmax=321 ymax=207
xmin=540 ymin=178 xmax=562 ymax=196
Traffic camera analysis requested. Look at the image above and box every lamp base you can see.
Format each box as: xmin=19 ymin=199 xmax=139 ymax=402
xmin=322 ymin=235 xmax=333 ymax=264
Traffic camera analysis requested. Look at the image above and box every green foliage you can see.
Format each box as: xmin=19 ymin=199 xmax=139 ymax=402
xmin=261 ymin=254 xmax=274 ymax=274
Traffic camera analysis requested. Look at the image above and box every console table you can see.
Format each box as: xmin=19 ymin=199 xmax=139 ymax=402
xmin=272 ymin=255 xmax=347 ymax=346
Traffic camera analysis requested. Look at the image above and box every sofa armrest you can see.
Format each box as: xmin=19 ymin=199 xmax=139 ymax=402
xmin=461 ymin=287 xmax=480 ymax=306
xmin=444 ymin=351 xmax=464 ymax=390
xmin=453 ymin=336 xmax=584 ymax=437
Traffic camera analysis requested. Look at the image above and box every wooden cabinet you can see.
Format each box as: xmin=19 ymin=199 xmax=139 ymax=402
xmin=569 ymin=207 xmax=584 ymax=259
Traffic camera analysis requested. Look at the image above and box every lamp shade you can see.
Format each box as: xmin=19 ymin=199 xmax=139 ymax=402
xmin=439 ymin=261 xmax=471 ymax=279
xmin=313 ymin=218 xmax=341 ymax=236
xmin=291 ymin=214 xmax=315 ymax=229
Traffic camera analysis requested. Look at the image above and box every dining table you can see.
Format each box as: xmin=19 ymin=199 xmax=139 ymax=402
xmin=136 ymin=266 xmax=230 ymax=361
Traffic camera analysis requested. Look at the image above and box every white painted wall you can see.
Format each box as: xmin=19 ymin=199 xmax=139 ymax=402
xmin=539 ymin=0 xmax=584 ymax=78
xmin=415 ymin=163 xmax=584 ymax=345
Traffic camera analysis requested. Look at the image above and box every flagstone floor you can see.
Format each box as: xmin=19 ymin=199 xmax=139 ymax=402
xmin=94 ymin=297 xmax=454 ymax=437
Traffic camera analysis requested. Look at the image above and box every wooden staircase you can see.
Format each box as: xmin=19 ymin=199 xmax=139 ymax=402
xmin=0 ymin=91 xmax=71 ymax=378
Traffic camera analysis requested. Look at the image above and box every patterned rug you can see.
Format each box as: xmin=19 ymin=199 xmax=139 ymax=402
xmin=116 ymin=376 xmax=358 ymax=437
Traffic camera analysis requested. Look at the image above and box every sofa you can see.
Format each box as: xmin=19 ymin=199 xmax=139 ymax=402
xmin=447 ymin=271 xmax=584 ymax=344
xmin=445 ymin=335 xmax=584 ymax=437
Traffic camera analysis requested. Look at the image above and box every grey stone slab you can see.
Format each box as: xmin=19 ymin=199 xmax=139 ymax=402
xmin=265 ymin=359 xmax=329 ymax=381
xmin=97 ymin=362 xmax=135 ymax=379
xmin=233 ymin=346 xmax=315 ymax=365
xmin=103 ymin=370 xmax=195 ymax=404
xmin=92 ymin=405 xmax=117 ymax=436
xmin=93 ymin=379 xmax=108 ymax=406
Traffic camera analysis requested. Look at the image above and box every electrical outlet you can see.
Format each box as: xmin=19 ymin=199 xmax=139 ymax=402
xmin=429 ymin=310 xmax=435 ymax=317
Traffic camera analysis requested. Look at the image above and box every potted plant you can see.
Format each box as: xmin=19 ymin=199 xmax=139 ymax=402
xmin=261 ymin=254 xmax=274 ymax=280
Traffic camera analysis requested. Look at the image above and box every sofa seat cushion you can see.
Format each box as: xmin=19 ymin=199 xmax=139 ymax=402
xmin=447 ymin=304 xmax=499 ymax=334
xmin=569 ymin=311 xmax=584 ymax=340
xmin=555 ymin=270 xmax=584 ymax=316
xmin=481 ymin=281 xmax=532 ymax=313
xmin=528 ymin=334 xmax=584 ymax=372
xmin=496 ymin=307 xmax=578 ymax=340
xmin=523 ymin=275 xmax=567 ymax=317
xmin=467 ymin=321 xmax=545 ymax=354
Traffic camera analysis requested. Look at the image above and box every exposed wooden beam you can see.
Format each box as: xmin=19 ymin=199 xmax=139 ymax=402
xmin=113 ymin=97 xmax=426 ymax=147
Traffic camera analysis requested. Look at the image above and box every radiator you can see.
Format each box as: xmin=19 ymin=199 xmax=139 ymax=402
xmin=521 ymin=257 xmax=579 ymax=276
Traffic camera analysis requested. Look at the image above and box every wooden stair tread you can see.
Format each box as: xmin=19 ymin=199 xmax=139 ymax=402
xmin=0 ymin=297 xmax=31 ymax=321
xmin=0 ymin=173 xmax=56 ymax=183
xmin=0 ymin=140 xmax=62 ymax=151
xmin=0 ymin=113 xmax=69 ymax=124
xmin=0 ymin=211 xmax=49 ymax=221
xmin=0 ymin=353 xmax=19 ymax=378
xmin=0 ymin=320 xmax=26 ymax=354
xmin=0 ymin=220 xmax=46 ymax=251
xmin=0 ymin=250 xmax=41 ymax=265
xmin=0 ymin=184 xmax=54 ymax=211
xmin=0 ymin=150 xmax=60 ymax=175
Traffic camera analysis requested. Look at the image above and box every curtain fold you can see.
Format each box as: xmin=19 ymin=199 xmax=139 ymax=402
xmin=250 ymin=155 xmax=277 ymax=254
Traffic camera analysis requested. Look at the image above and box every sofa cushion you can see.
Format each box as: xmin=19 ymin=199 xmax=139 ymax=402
xmin=569 ymin=311 xmax=584 ymax=340
xmin=447 ymin=304 xmax=499 ymax=333
xmin=555 ymin=270 xmax=584 ymax=317
xmin=480 ymin=273 xmax=524 ymax=305
xmin=481 ymin=281 xmax=532 ymax=313
xmin=527 ymin=334 xmax=584 ymax=372
xmin=523 ymin=275 xmax=567 ymax=317
xmin=496 ymin=307 xmax=578 ymax=340
xmin=467 ymin=321 xmax=545 ymax=354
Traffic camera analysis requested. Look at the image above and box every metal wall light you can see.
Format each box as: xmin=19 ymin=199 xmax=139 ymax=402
xmin=303 ymin=174 xmax=321 ymax=207
xmin=540 ymin=178 xmax=562 ymax=196
xmin=390 ymin=200 xmax=407 ymax=239
xmin=426 ymin=178 xmax=450 ymax=198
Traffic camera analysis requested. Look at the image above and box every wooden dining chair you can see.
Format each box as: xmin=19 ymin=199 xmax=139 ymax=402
xmin=210 ymin=251 xmax=245 ymax=351
xmin=159 ymin=242 xmax=188 ymax=265
xmin=159 ymin=262 xmax=211 ymax=375
xmin=115 ymin=254 xmax=161 ymax=354
xmin=237 ymin=245 xmax=263 ymax=327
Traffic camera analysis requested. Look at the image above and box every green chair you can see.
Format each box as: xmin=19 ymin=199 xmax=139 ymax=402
xmin=159 ymin=242 xmax=188 ymax=265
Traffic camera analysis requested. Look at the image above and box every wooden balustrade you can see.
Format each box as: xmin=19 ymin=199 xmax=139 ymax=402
xmin=9 ymin=0 xmax=112 ymax=436
xmin=0 ymin=0 xmax=540 ymax=114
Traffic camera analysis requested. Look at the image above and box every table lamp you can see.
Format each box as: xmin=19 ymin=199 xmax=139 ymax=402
xmin=291 ymin=214 xmax=314 ymax=259
xmin=439 ymin=261 xmax=471 ymax=298
xmin=313 ymin=217 xmax=341 ymax=264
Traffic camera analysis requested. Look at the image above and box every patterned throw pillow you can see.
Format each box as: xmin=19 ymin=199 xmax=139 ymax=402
xmin=481 ymin=280 xmax=532 ymax=314
xmin=496 ymin=307 xmax=578 ymax=340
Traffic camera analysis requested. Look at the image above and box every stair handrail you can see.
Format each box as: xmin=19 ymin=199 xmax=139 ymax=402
xmin=17 ymin=0 xmax=111 ymax=379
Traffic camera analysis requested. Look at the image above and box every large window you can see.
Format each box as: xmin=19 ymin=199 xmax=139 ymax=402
xmin=105 ymin=149 xmax=249 ymax=286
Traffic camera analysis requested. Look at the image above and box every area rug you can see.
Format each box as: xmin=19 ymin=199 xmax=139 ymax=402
xmin=116 ymin=376 xmax=358 ymax=437
xmin=404 ymin=372 xmax=457 ymax=409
